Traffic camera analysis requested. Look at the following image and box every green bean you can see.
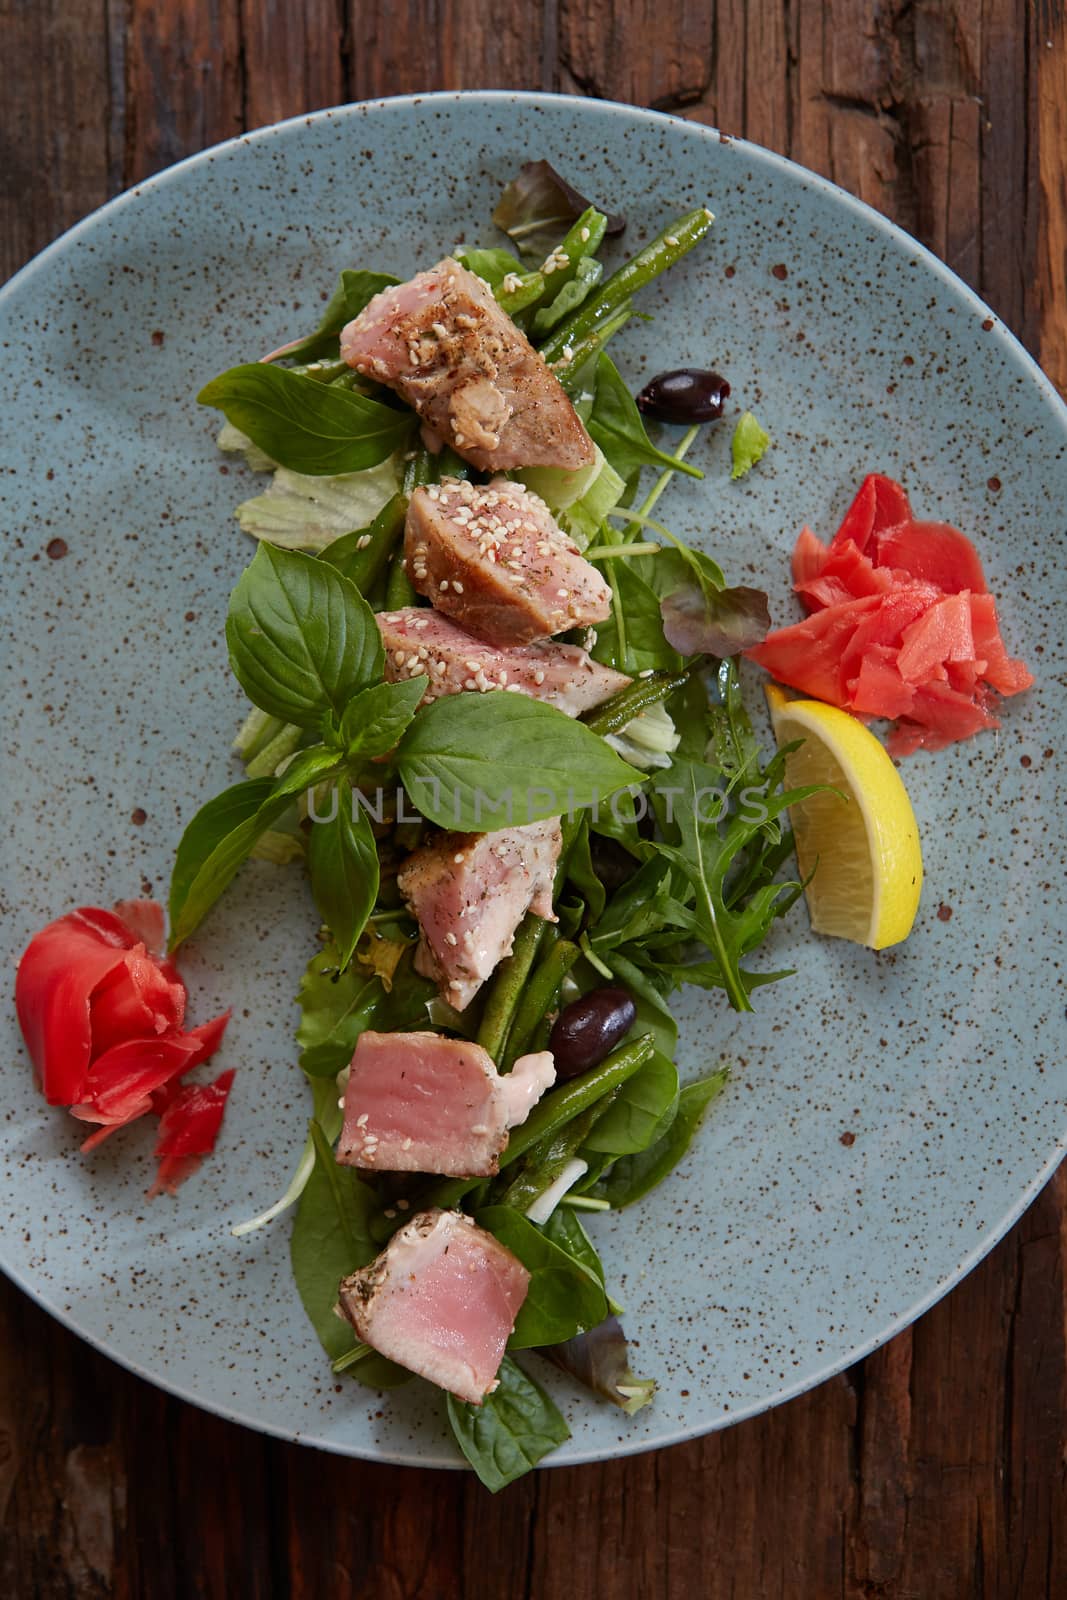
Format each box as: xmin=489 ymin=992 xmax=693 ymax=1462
xmin=497 ymin=272 xmax=545 ymax=317
xmin=540 ymin=206 xmax=714 ymax=365
xmin=583 ymin=667 xmax=697 ymax=737
xmin=475 ymin=914 xmax=547 ymax=1061
xmin=244 ymin=722 xmax=303 ymax=780
xmin=539 ymin=207 xmax=607 ymax=289
xmin=401 ymin=448 xmax=435 ymax=494
xmin=384 ymin=550 xmax=418 ymax=609
xmin=500 ymin=938 xmax=580 ymax=1071
xmin=322 ymin=495 xmax=408 ymax=595
xmin=553 ymin=301 xmax=634 ymax=396
xmin=494 ymin=1089 xmax=617 ymax=1212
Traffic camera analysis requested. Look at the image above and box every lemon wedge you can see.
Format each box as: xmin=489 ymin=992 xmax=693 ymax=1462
xmin=766 ymin=685 xmax=923 ymax=949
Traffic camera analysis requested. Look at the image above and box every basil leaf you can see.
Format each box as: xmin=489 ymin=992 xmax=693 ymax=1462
xmin=581 ymin=1048 xmax=679 ymax=1155
xmin=168 ymin=746 xmax=344 ymax=949
xmin=660 ymin=582 xmax=771 ymax=657
xmin=270 ymin=270 xmax=398 ymax=364
xmin=445 ymin=1355 xmax=570 ymax=1491
xmin=588 ymin=356 xmax=703 ymax=482
xmin=291 ymin=1122 xmax=410 ymax=1388
xmin=198 ymin=363 xmax=413 ymax=476
xmin=307 ymin=780 xmax=380 ymax=969
xmin=592 ymin=1070 xmax=728 ymax=1208
xmin=476 ymin=1206 xmax=608 ymax=1348
xmin=454 ymin=247 xmax=524 ymax=287
xmin=168 ymin=777 xmax=275 ymax=941
xmin=333 ymin=677 xmax=427 ymax=758
xmin=395 ymin=691 xmax=642 ymax=830
xmin=227 ymin=544 xmax=384 ymax=726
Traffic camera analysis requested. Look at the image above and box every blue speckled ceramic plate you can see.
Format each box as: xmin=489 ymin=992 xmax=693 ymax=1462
xmin=1 ymin=93 xmax=1064 ymax=1469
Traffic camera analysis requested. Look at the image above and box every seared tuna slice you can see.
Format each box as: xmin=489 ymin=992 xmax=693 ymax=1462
xmin=338 ymin=1209 xmax=529 ymax=1403
xmin=337 ymin=1031 xmax=555 ymax=1176
xmin=406 ymin=478 xmax=613 ymax=645
xmin=378 ymin=608 xmax=629 ymax=716
xmin=398 ymin=820 xmax=561 ymax=1011
xmin=339 ymin=259 xmax=594 ymax=472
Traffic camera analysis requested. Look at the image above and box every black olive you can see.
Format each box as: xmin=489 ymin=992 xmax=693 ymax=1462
xmin=549 ymin=986 xmax=637 ymax=1079
xmin=636 ymin=368 xmax=731 ymax=425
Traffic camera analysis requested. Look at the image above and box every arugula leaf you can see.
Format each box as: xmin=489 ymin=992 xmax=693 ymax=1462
xmin=290 ymin=1123 xmax=410 ymax=1388
xmin=306 ymin=779 xmax=380 ymax=969
xmin=395 ymin=691 xmax=642 ymax=830
xmin=588 ymin=356 xmax=703 ymax=482
xmin=581 ymin=1048 xmax=679 ymax=1155
xmin=542 ymin=1315 xmax=656 ymax=1414
xmin=592 ymin=1070 xmax=728 ymax=1208
xmin=227 ymin=544 xmax=383 ymax=726
xmin=492 ymin=160 xmax=624 ymax=258
xmin=661 ymin=582 xmax=771 ymax=657
xmin=199 ymin=363 xmax=413 ymax=477
xmin=329 ymin=677 xmax=426 ymax=758
xmin=168 ymin=746 xmax=345 ymax=949
xmin=445 ymin=1355 xmax=570 ymax=1491
xmin=296 ymin=939 xmax=434 ymax=1077
xmin=731 ymin=409 xmax=771 ymax=479
xmin=476 ymin=1206 xmax=608 ymax=1349
xmin=265 ymin=270 xmax=398 ymax=364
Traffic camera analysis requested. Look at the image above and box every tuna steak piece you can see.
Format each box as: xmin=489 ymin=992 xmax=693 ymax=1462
xmin=339 ymin=258 xmax=594 ymax=472
xmin=338 ymin=1209 xmax=529 ymax=1403
xmin=406 ymin=477 xmax=613 ymax=645
xmin=378 ymin=608 xmax=629 ymax=716
xmin=398 ymin=820 xmax=561 ymax=1011
xmin=337 ymin=1031 xmax=555 ymax=1176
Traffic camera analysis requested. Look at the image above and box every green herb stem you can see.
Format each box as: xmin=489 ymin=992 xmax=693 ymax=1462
xmin=233 ymin=706 xmax=286 ymax=762
xmin=332 ymin=1341 xmax=374 ymax=1374
xmin=586 ymin=542 xmax=661 ymax=560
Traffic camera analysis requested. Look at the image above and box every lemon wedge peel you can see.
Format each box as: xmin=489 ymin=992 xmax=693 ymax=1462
xmin=765 ymin=685 xmax=923 ymax=950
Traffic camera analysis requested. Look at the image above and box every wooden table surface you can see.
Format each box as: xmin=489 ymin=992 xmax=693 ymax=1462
xmin=2 ymin=4 xmax=1065 ymax=1595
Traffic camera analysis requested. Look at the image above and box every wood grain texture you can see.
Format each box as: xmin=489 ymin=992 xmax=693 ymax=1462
xmin=1 ymin=2 xmax=1065 ymax=1595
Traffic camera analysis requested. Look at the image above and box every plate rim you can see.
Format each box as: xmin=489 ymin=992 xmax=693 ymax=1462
xmin=2 ymin=88 xmax=1064 ymax=1469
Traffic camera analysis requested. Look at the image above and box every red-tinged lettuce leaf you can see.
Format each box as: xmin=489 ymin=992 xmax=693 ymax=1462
xmin=493 ymin=161 xmax=626 ymax=257
xmin=660 ymin=582 xmax=771 ymax=658
xmin=542 ymin=1314 xmax=656 ymax=1415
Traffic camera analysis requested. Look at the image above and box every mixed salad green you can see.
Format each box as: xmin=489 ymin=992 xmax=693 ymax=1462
xmin=179 ymin=162 xmax=804 ymax=1487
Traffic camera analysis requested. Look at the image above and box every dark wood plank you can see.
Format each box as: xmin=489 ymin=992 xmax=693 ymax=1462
xmin=0 ymin=0 xmax=114 ymax=281
xmin=124 ymin=0 xmax=245 ymax=185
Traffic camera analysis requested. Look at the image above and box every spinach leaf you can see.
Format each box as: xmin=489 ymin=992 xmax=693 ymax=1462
xmin=454 ymin=247 xmax=524 ymax=286
xmin=602 ymin=952 xmax=678 ymax=1057
xmin=445 ymin=1355 xmax=570 ymax=1491
xmin=540 ymin=1206 xmax=607 ymax=1285
xmin=476 ymin=1206 xmax=608 ymax=1349
xmin=307 ymin=779 xmax=380 ymax=969
xmin=592 ymin=1070 xmax=728 ymax=1208
xmin=563 ymin=815 xmax=606 ymax=924
xmin=331 ymin=677 xmax=426 ymax=758
xmin=588 ymin=356 xmax=703 ymax=482
xmin=227 ymin=543 xmax=383 ymax=726
xmin=581 ymin=1048 xmax=679 ymax=1155
xmin=592 ymin=558 xmax=684 ymax=675
xmin=395 ymin=691 xmax=641 ymax=830
xmin=199 ymin=363 xmax=413 ymax=476
xmin=296 ymin=939 xmax=434 ymax=1077
xmin=168 ymin=746 xmax=345 ymax=949
xmin=268 ymin=270 xmax=399 ymax=364
xmin=290 ymin=1123 xmax=410 ymax=1389
xmin=542 ymin=1315 xmax=656 ymax=1415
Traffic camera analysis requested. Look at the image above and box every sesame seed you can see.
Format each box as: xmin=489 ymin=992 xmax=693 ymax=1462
xmin=356 ymin=533 xmax=372 ymax=549
xmin=580 ymin=226 xmax=590 ymax=242
xmin=533 ymin=669 xmax=545 ymax=684
xmin=452 ymin=580 xmax=464 ymax=594
xmin=402 ymin=1137 xmax=413 ymax=1150
xmin=356 ymin=1113 xmax=368 ymax=1127
xmin=439 ymin=579 xmax=449 ymax=591
xmin=444 ymin=931 xmax=458 ymax=946
xmin=665 ymin=234 xmax=679 ymax=246
xmin=453 ymin=852 xmax=466 ymax=864
xmin=397 ymin=1198 xmax=410 ymax=1210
